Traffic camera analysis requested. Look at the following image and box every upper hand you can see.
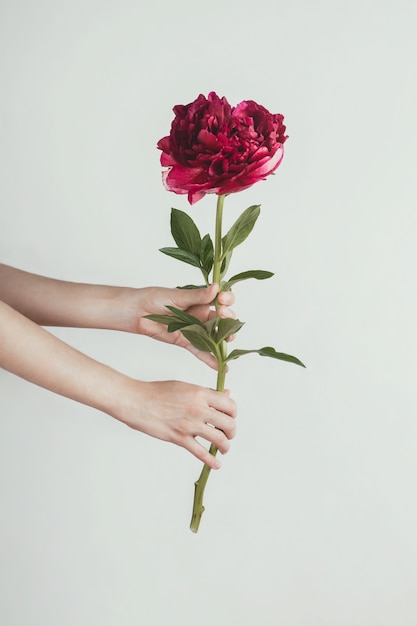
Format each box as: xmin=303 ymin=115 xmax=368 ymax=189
xmin=133 ymin=284 xmax=236 ymax=369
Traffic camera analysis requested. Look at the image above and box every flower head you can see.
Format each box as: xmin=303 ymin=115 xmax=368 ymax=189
xmin=157 ymin=92 xmax=288 ymax=204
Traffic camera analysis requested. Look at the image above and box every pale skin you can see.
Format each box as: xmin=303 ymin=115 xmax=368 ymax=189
xmin=0 ymin=264 xmax=237 ymax=469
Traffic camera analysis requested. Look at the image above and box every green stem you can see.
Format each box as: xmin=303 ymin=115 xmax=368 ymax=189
xmin=190 ymin=195 xmax=227 ymax=533
xmin=212 ymin=194 xmax=225 ymax=288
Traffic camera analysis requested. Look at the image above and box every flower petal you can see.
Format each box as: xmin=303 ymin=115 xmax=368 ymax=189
xmin=250 ymin=146 xmax=284 ymax=177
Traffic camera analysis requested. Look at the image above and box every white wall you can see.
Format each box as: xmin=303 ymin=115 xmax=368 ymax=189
xmin=1 ymin=1 xmax=417 ymax=624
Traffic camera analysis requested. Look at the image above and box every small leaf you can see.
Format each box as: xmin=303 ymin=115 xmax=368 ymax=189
xmin=222 ymin=270 xmax=274 ymax=290
xmin=171 ymin=208 xmax=201 ymax=255
xmin=144 ymin=306 xmax=205 ymax=332
xmin=226 ymin=346 xmax=306 ymax=367
xmin=200 ymin=234 xmax=214 ymax=276
xmin=203 ymin=318 xmax=218 ymax=336
xmin=159 ymin=247 xmax=201 ymax=268
xmin=144 ymin=313 xmax=177 ymax=326
xmin=176 ymin=284 xmax=206 ymax=290
xmin=144 ymin=312 xmax=192 ymax=333
xmin=181 ymin=325 xmax=218 ymax=354
xmin=216 ymin=318 xmax=245 ymax=343
xmin=167 ymin=322 xmax=192 ymax=333
xmin=166 ymin=306 xmax=204 ymax=327
xmin=222 ymin=205 xmax=260 ymax=255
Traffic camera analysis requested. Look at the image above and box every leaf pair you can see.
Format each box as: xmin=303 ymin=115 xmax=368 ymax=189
xmin=145 ymin=306 xmax=305 ymax=368
xmin=181 ymin=317 xmax=244 ymax=355
xmin=160 ymin=207 xmax=274 ymax=291
xmin=145 ymin=306 xmax=244 ymax=358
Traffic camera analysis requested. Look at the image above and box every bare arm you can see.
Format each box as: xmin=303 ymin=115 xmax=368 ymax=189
xmin=0 ymin=263 xmax=134 ymax=329
xmin=0 ymin=264 xmax=235 ymax=368
xmin=0 ymin=300 xmax=236 ymax=468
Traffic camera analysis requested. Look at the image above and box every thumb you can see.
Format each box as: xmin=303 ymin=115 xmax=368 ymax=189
xmin=174 ymin=283 xmax=219 ymax=309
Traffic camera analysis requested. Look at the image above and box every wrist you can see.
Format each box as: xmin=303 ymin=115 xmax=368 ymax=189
xmin=107 ymin=375 xmax=149 ymax=432
xmin=95 ymin=286 xmax=137 ymax=332
xmin=86 ymin=285 xmax=145 ymax=334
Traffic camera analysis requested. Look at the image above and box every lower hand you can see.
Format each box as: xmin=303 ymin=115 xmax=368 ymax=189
xmin=117 ymin=379 xmax=237 ymax=469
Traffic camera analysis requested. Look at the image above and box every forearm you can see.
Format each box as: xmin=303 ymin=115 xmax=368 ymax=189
xmin=0 ymin=264 xmax=138 ymax=331
xmin=0 ymin=264 xmax=236 ymax=369
xmin=0 ymin=300 xmax=237 ymax=468
xmin=0 ymin=299 xmax=132 ymax=418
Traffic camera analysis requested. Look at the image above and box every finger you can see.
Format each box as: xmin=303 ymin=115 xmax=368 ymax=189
xmin=205 ymin=412 xmax=237 ymax=441
xmin=217 ymin=291 xmax=235 ymax=306
xmin=172 ymin=284 xmax=219 ymax=310
xmin=184 ymin=343 xmax=220 ymax=370
xmin=208 ymin=391 xmax=237 ymax=418
xmin=185 ymin=438 xmax=222 ymax=469
xmin=199 ymin=424 xmax=231 ymax=454
xmin=187 ymin=303 xmax=215 ymax=322
xmin=216 ymin=304 xmax=236 ymax=319
xmin=205 ymin=307 xmax=235 ymax=323
xmin=187 ymin=301 xmax=235 ymax=323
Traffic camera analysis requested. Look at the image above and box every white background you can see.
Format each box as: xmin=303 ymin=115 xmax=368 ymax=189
xmin=1 ymin=1 xmax=417 ymax=624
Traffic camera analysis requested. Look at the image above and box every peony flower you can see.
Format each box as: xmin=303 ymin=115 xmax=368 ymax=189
xmin=157 ymin=91 xmax=288 ymax=204
xmin=150 ymin=93 xmax=303 ymax=532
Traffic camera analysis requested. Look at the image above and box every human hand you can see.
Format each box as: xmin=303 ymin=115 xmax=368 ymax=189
xmin=132 ymin=284 xmax=236 ymax=369
xmin=0 ymin=299 xmax=237 ymax=469
xmin=117 ymin=379 xmax=237 ymax=469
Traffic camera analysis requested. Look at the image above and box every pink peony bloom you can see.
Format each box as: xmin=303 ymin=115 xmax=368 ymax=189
xmin=157 ymin=92 xmax=288 ymax=204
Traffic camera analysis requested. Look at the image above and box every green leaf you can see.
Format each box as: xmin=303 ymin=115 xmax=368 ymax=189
xmin=167 ymin=321 xmax=191 ymax=332
xmin=170 ymin=208 xmax=201 ymax=256
xmin=165 ymin=306 xmax=204 ymax=327
xmin=144 ymin=312 xmax=192 ymax=333
xmin=159 ymin=247 xmax=201 ymax=268
xmin=222 ymin=270 xmax=274 ymax=290
xmin=222 ymin=205 xmax=260 ymax=255
xmin=143 ymin=313 xmax=178 ymax=326
xmin=144 ymin=306 xmax=205 ymax=333
xmin=216 ymin=318 xmax=245 ymax=343
xmin=180 ymin=325 xmax=218 ymax=354
xmin=226 ymin=346 xmax=306 ymax=367
xmin=203 ymin=318 xmax=218 ymax=337
xmin=176 ymin=284 xmax=206 ymax=290
xmin=200 ymin=234 xmax=214 ymax=276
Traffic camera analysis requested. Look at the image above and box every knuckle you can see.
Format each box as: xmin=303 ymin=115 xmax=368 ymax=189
xmin=175 ymin=416 xmax=193 ymax=436
xmin=194 ymin=387 xmax=206 ymax=404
